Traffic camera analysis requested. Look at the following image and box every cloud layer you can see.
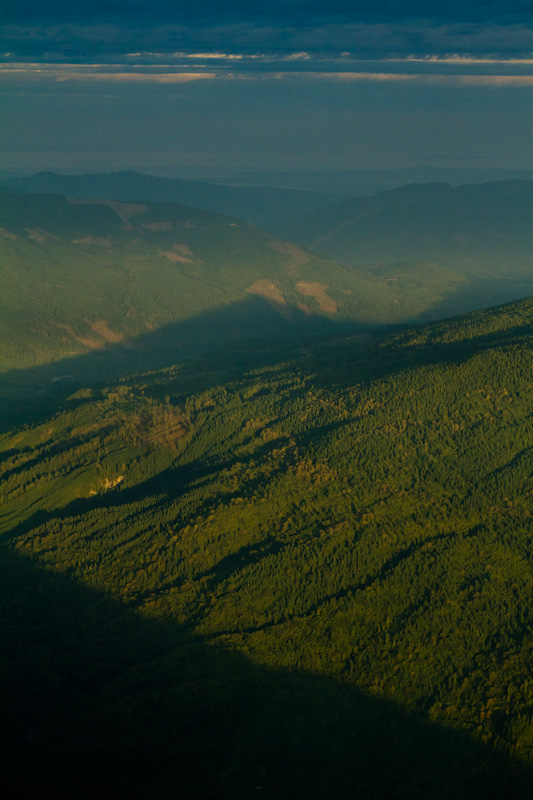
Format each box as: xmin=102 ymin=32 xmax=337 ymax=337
xmin=2 ymin=0 xmax=532 ymax=65
xmin=2 ymin=1 xmax=531 ymax=175
xmin=2 ymin=57 xmax=532 ymax=88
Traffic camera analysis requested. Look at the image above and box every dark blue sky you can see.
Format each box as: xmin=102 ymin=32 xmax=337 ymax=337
xmin=2 ymin=1 xmax=531 ymax=25
xmin=1 ymin=1 xmax=531 ymax=175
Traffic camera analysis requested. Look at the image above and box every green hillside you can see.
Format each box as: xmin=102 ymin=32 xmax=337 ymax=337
xmin=278 ymin=181 xmax=533 ymax=272
xmin=0 ymin=191 xmax=481 ymax=382
xmin=277 ymin=181 xmax=533 ymax=313
xmin=1 ymin=297 xmax=532 ymax=797
xmin=0 ymin=190 xmax=380 ymax=373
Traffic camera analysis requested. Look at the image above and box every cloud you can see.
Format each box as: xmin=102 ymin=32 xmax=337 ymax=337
xmin=170 ymin=52 xmax=246 ymax=60
xmin=54 ymin=72 xmax=217 ymax=83
xmin=402 ymin=55 xmax=533 ymax=64
xmin=283 ymin=71 xmax=533 ymax=86
xmin=0 ymin=64 xmax=219 ymax=83
xmin=2 ymin=62 xmax=531 ymax=88
xmin=452 ymin=74 xmax=533 ymax=85
xmin=284 ymin=52 xmax=312 ymax=60
xmin=1 ymin=20 xmax=532 ymax=64
xmin=306 ymin=72 xmax=417 ymax=82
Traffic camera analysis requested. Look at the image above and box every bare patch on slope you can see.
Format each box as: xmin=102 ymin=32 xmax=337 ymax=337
xmin=67 ymin=198 xmax=147 ymax=229
xmin=246 ymin=280 xmax=293 ymax=320
xmin=26 ymin=228 xmax=58 ymax=242
xmin=267 ymin=241 xmax=309 ymax=277
xmin=55 ymin=323 xmax=103 ymax=350
xmin=72 ymin=236 xmax=112 ymax=246
xmin=55 ymin=319 xmax=124 ymax=349
xmin=162 ymin=251 xmax=188 ymax=263
xmin=296 ymin=282 xmax=338 ymax=313
xmin=161 ymin=243 xmax=196 ymax=263
xmin=90 ymin=319 xmax=124 ymax=343
xmin=0 ymin=227 xmax=18 ymax=240
xmin=247 ymin=280 xmax=286 ymax=305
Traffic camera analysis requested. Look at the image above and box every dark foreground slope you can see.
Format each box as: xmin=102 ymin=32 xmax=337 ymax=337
xmin=1 ymin=298 xmax=533 ymax=797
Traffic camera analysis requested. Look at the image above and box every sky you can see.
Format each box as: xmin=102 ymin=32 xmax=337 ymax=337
xmin=1 ymin=1 xmax=531 ymax=177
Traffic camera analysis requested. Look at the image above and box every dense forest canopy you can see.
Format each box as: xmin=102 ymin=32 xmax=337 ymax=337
xmin=1 ymin=296 xmax=532 ymax=797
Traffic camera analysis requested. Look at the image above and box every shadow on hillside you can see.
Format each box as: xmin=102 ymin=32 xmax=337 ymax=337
xmin=1 ymin=545 xmax=532 ymax=800
xmin=308 ymin=314 xmax=532 ymax=393
xmin=2 ymin=431 xmax=299 ymax=546
xmin=411 ymin=278 xmax=533 ymax=325
xmin=1 ymin=293 xmax=531 ymax=438
xmin=0 ymin=294 xmax=356 ymax=433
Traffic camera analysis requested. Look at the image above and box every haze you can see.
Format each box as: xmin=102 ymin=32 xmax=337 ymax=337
xmin=1 ymin=0 xmax=531 ymax=178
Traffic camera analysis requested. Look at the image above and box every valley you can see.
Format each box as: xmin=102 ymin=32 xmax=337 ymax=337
xmin=3 ymin=0 xmax=532 ymax=795
xmin=1 ymin=173 xmax=532 ymax=798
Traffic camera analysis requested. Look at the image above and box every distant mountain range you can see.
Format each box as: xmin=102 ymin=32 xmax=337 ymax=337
xmin=3 ymin=173 xmax=531 ymax=323
xmin=0 ymin=170 xmax=339 ymax=230
xmin=213 ymin=166 xmax=533 ymax=196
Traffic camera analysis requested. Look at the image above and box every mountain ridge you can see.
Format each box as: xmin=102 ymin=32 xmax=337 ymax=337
xmin=276 ymin=179 xmax=533 ymax=275
xmin=0 ymin=170 xmax=340 ymax=230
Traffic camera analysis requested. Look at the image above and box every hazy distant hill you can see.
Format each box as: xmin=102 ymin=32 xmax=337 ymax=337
xmin=1 ymin=296 xmax=532 ymax=798
xmin=0 ymin=170 xmax=339 ymax=230
xmin=0 ymin=190 xmax=388 ymax=379
xmin=215 ymin=166 xmax=533 ymax=197
xmin=277 ymin=180 xmax=533 ymax=305
xmin=1 ymin=190 xmax=485 ymax=383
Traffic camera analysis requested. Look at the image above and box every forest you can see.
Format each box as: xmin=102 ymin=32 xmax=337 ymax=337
xmin=1 ymin=296 xmax=532 ymax=797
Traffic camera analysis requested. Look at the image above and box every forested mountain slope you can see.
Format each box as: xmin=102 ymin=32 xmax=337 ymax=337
xmin=1 ymin=297 xmax=532 ymax=797
xmin=0 ymin=189 xmax=387 ymax=373
xmin=1 ymin=189 xmax=486 ymax=389
xmin=278 ymin=180 xmax=533 ymax=273
xmin=277 ymin=180 xmax=533 ymax=316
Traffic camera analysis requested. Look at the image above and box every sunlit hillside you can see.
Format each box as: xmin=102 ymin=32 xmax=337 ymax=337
xmin=2 ymin=297 xmax=532 ymax=798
